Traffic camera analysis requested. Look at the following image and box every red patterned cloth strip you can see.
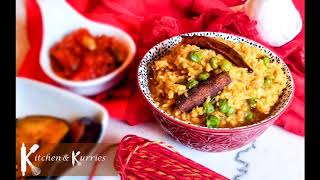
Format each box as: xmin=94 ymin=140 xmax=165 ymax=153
xmin=113 ymin=135 xmax=229 ymax=179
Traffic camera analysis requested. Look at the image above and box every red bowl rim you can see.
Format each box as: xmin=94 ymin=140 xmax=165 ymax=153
xmin=136 ymin=31 xmax=295 ymax=133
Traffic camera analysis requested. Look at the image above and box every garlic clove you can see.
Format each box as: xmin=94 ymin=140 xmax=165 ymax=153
xmin=244 ymin=0 xmax=302 ymax=47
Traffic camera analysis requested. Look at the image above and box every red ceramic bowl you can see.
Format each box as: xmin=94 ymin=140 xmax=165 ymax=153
xmin=137 ymin=32 xmax=294 ymax=152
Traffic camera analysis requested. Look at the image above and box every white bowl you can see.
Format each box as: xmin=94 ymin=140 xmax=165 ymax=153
xmin=16 ymin=77 xmax=109 ymax=143
xmin=37 ymin=0 xmax=136 ymax=96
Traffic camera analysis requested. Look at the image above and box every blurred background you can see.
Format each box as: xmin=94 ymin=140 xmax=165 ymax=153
xmin=16 ymin=0 xmax=29 ymax=73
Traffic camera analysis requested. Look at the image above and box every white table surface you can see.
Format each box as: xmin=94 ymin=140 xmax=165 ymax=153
xmin=16 ymin=0 xmax=304 ymax=179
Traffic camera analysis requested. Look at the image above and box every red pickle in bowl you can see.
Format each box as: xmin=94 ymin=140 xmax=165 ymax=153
xmin=50 ymin=28 xmax=128 ymax=81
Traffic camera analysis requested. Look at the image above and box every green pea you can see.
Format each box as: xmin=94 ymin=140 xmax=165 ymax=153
xmin=221 ymin=59 xmax=233 ymax=71
xmin=198 ymin=72 xmax=210 ymax=81
xmin=203 ymin=102 xmax=214 ymax=114
xmin=246 ymin=111 xmax=254 ymax=120
xmin=189 ymin=51 xmax=203 ymax=62
xmin=220 ymin=102 xmax=230 ymax=114
xmin=247 ymin=98 xmax=257 ymax=108
xmin=226 ymin=107 xmax=235 ymax=116
xmin=264 ymin=76 xmax=272 ymax=87
xmin=210 ymin=57 xmax=219 ymax=69
xmin=186 ymin=79 xmax=199 ymax=89
xmin=206 ymin=115 xmax=220 ymax=128
xmin=219 ymin=99 xmax=228 ymax=105
xmin=262 ymin=57 xmax=270 ymax=65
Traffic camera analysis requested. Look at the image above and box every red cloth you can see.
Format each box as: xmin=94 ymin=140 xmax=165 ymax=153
xmin=19 ymin=0 xmax=304 ymax=136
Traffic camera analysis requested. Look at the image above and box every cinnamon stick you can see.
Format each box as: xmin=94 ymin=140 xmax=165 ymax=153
xmin=181 ymin=35 xmax=253 ymax=72
xmin=176 ymin=71 xmax=231 ymax=112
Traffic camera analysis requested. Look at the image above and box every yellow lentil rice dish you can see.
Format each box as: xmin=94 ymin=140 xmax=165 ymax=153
xmin=149 ymin=38 xmax=287 ymax=128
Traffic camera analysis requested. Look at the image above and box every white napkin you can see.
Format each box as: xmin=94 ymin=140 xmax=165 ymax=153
xmin=243 ymin=0 xmax=302 ymax=47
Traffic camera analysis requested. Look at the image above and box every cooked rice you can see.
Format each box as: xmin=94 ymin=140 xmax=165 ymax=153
xmin=149 ymin=38 xmax=287 ymax=128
